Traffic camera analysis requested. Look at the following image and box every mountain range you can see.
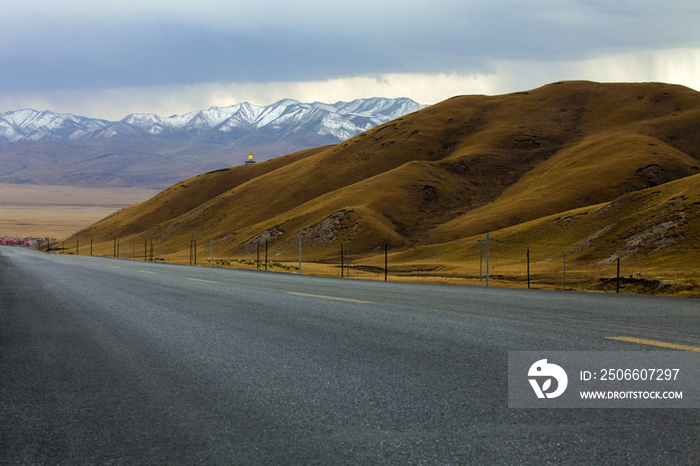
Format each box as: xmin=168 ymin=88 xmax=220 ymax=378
xmin=70 ymin=81 xmax=700 ymax=295
xmin=0 ymin=98 xmax=425 ymax=188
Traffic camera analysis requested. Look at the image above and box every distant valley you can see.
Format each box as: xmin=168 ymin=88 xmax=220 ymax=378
xmin=0 ymin=97 xmax=425 ymax=189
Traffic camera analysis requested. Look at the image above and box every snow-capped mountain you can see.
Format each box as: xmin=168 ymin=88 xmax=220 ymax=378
xmin=0 ymin=109 xmax=111 ymax=142
xmin=0 ymin=97 xmax=426 ymax=188
xmin=0 ymin=98 xmax=425 ymax=143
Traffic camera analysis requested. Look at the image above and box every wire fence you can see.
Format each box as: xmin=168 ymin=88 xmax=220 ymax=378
xmin=32 ymin=231 xmax=700 ymax=297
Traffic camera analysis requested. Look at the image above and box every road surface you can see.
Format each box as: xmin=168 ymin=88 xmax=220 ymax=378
xmin=1 ymin=247 xmax=699 ymax=464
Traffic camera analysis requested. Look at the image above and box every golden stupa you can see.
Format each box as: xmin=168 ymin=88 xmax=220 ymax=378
xmin=244 ymin=149 xmax=256 ymax=165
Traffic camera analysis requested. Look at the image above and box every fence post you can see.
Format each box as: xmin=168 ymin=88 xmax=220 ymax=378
xmin=479 ymin=242 xmax=483 ymax=281
xmin=385 ymin=242 xmax=388 ymax=281
xmin=562 ymin=254 xmax=566 ymax=291
xmin=527 ymin=248 xmax=530 ymax=289
xmin=298 ymin=224 xmax=302 ymax=275
xmin=478 ymin=232 xmax=497 ymax=287
xmin=210 ymin=231 xmax=213 ymax=267
xmin=617 ymin=257 xmax=621 ymax=294
xmin=486 ymin=232 xmax=490 ymax=287
xmin=265 ymin=239 xmax=268 ymax=271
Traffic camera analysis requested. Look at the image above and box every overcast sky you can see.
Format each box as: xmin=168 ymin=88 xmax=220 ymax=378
xmin=2 ymin=0 xmax=700 ymax=120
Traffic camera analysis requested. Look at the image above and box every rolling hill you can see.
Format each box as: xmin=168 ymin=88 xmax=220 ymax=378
xmin=66 ymin=81 xmax=700 ymax=293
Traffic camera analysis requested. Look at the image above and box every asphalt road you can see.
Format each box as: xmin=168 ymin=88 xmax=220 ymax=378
xmin=1 ymin=247 xmax=699 ymax=465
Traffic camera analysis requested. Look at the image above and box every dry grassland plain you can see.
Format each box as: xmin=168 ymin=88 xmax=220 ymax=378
xmin=0 ymin=183 xmax=158 ymax=237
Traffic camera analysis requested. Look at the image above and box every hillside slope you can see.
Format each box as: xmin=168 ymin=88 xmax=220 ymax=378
xmin=73 ymin=81 xmax=700 ymax=270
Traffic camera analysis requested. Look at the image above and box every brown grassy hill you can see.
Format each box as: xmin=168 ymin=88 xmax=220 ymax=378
xmin=378 ymin=171 xmax=700 ymax=282
xmin=69 ymin=81 xmax=700 ymax=285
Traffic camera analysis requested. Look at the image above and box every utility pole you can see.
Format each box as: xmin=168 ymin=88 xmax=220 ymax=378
xmin=478 ymin=232 xmax=497 ymax=287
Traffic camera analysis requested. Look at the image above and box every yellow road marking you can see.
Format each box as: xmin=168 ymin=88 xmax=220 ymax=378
xmin=138 ymin=270 xmax=156 ymax=274
xmin=607 ymin=337 xmax=700 ymax=352
xmin=186 ymin=277 xmax=221 ymax=284
xmin=287 ymin=292 xmax=371 ymax=304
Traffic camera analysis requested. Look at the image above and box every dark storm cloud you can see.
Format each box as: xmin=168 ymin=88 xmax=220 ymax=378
xmin=1 ymin=1 xmax=699 ymax=93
